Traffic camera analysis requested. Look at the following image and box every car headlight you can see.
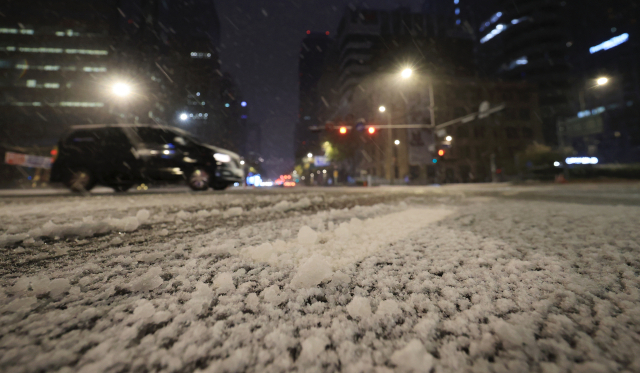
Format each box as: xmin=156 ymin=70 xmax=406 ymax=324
xmin=214 ymin=153 xmax=231 ymax=163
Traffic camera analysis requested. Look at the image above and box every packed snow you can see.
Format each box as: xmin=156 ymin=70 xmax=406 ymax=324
xmin=1 ymin=188 xmax=640 ymax=373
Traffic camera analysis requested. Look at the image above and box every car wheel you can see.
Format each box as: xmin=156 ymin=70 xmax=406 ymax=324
xmin=111 ymin=184 xmax=133 ymax=193
xmin=66 ymin=168 xmax=95 ymax=193
xmin=188 ymin=169 xmax=210 ymax=191
xmin=212 ymin=182 xmax=229 ymax=191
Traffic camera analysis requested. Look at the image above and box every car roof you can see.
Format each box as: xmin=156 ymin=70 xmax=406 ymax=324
xmin=68 ymin=124 xmax=193 ymax=137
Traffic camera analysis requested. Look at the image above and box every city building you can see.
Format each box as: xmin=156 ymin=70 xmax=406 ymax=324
xmin=473 ymin=0 xmax=572 ymax=145
xmin=350 ymin=75 xmax=543 ymax=184
xmin=421 ymin=0 xmax=475 ymax=39
xmin=557 ymin=0 xmax=639 ymax=163
xmin=0 ymin=0 xmax=119 ymax=145
xmin=117 ymin=0 xmax=229 ymax=146
xmin=319 ymin=6 xmax=475 ymax=123
xmin=295 ymin=31 xmax=332 ymax=160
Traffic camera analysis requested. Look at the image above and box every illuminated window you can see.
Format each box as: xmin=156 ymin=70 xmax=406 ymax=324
xmin=83 ymin=66 xmax=107 ymax=72
xmin=15 ymin=64 xmax=62 ymax=71
xmin=19 ymin=47 xmax=64 ymax=53
xmin=55 ymin=31 xmax=65 ymax=36
xmin=20 ymin=29 xmax=34 ymax=35
xmin=590 ymin=34 xmax=629 ymax=54
xmin=190 ymin=52 xmax=211 ymax=58
xmin=60 ymin=102 xmax=105 ymax=107
xmin=11 ymin=102 xmax=41 ymax=106
xmin=0 ymin=28 xmax=18 ymax=34
xmin=65 ymin=49 xmax=108 ymax=55
xmin=44 ymin=83 xmax=60 ymax=89
xmin=26 ymin=80 xmax=36 ymax=88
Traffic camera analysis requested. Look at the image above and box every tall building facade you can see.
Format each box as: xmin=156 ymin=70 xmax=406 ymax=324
xmin=1 ymin=0 xmax=246 ymax=153
xmin=422 ymin=0 xmax=475 ymax=38
xmin=0 ymin=0 xmax=119 ymax=145
xmin=474 ymin=0 xmax=572 ymax=145
xmin=558 ymin=0 xmax=640 ymax=163
xmin=295 ymin=31 xmax=332 ymax=160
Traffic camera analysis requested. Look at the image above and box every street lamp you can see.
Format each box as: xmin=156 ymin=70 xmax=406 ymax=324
xmin=445 ymin=136 xmax=453 ymax=141
xmin=394 ymin=139 xmax=400 ymax=145
xmin=179 ymin=113 xmax=188 ymax=121
xmin=307 ymin=153 xmax=313 ymax=159
xmin=401 ymin=68 xmax=413 ymax=79
xmin=596 ymin=77 xmax=609 ymax=86
xmin=112 ymin=82 xmax=131 ymax=97
xmin=379 ymin=106 xmax=386 ymax=113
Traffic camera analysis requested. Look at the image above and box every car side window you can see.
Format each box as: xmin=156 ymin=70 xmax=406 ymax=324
xmin=102 ymin=128 xmax=132 ymax=149
xmin=134 ymin=128 xmax=174 ymax=146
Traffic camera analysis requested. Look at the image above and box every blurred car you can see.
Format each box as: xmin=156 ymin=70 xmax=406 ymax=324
xmin=50 ymin=124 xmax=243 ymax=192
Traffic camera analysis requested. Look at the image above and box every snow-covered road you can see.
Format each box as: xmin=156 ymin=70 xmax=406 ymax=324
xmin=1 ymin=185 xmax=640 ymax=373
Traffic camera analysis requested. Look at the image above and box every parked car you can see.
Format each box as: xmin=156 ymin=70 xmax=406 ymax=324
xmin=50 ymin=124 xmax=243 ymax=192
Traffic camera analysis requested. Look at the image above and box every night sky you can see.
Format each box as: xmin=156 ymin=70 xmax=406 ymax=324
xmin=215 ymin=0 xmax=424 ymax=177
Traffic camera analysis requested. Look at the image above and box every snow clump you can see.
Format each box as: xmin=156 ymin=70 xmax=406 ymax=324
xmin=297 ymin=226 xmax=318 ymax=245
xmin=290 ymin=254 xmax=333 ymax=289
xmin=346 ymin=296 xmax=372 ymax=319
xmin=391 ymin=339 xmax=434 ymax=372
xmin=213 ymin=272 xmax=235 ymax=293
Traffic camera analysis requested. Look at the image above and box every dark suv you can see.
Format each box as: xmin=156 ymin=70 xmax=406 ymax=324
xmin=50 ymin=124 xmax=243 ymax=192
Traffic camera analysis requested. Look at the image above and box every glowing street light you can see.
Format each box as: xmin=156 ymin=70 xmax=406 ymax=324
xmin=394 ymin=139 xmax=400 ymax=145
xmin=339 ymin=126 xmax=348 ymax=134
xmin=368 ymin=127 xmax=376 ymax=134
xmin=112 ymin=82 xmax=131 ymax=97
xmin=307 ymin=153 xmax=313 ymax=159
xmin=179 ymin=113 xmax=188 ymax=121
xmin=445 ymin=135 xmax=453 ymax=141
xmin=596 ymin=77 xmax=609 ymax=86
xmin=379 ymin=106 xmax=386 ymax=113
xmin=401 ymin=68 xmax=413 ymax=79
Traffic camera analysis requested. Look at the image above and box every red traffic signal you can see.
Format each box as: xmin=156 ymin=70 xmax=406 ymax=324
xmin=438 ymin=149 xmax=445 ymax=157
xmin=367 ymin=127 xmax=376 ymax=135
xmin=339 ymin=126 xmax=348 ymax=134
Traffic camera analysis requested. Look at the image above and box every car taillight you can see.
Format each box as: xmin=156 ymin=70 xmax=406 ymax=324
xmin=50 ymin=147 xmax=58 ymax=162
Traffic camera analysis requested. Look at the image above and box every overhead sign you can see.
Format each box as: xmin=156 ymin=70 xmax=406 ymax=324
xmin=4 ymin=151 xmax=53 ymax=169
xmin=313 ymin=156 xmax=330 ymax=167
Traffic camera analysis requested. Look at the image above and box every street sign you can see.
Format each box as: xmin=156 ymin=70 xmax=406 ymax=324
xmin=355 ymin=118 xmax=366 ymax=132
xmin=408 ymin=129 xmax=432 ymax=165
xmin=4 ymin=151 xmax=53 ymax=169
xmin=313 ymin=156 xmax=330 ymax=167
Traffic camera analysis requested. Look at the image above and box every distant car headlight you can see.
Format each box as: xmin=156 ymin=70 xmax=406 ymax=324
xmin=214 ymin=153 xmax=231 ymax=163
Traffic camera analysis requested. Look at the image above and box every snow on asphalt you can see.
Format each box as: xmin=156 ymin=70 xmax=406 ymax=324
xmin=1 ymin=191 xmax=640 ymax=373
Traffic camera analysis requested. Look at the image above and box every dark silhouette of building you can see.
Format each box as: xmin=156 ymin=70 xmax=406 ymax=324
xmin=295 ymin=31 xmax=332 ymax=160
xmin=558 ymin=0 xmax=640 ymax=163
xmin=472 ymin=0 xmax=572 ymax=145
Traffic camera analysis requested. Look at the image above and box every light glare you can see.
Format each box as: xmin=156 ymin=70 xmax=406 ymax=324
xmin=597 ymin=77 xmax=609 ymax=86
xmin=112 ymin=83 xmax=131 ymax=97
xmin=379 ymin=106 xmax=386 ymax=112
xmin=401 ymin=68 xmax=412 ymax=79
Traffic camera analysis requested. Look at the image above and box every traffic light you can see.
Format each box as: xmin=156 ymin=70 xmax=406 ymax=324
xmin=367 ymin=127 xmax=376 ymax=135
xmin=438 ymin=149 xmax=445 ymax=157
xmin=339 ymin=126 xmax=348 ymax=135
